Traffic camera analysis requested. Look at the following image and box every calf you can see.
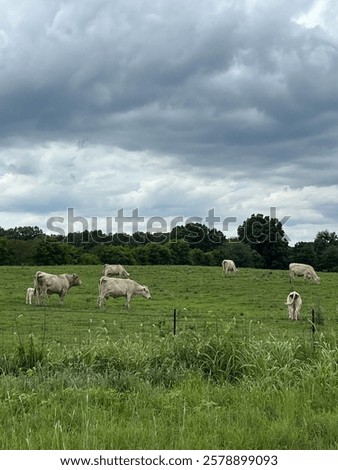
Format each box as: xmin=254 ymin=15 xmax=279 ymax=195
xmin=25 ymin=287 xmax=36 ymax=305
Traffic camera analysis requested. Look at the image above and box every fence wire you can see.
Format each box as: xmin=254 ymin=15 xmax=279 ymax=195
xmin=1 ymin=305 xmax=336 ymax=355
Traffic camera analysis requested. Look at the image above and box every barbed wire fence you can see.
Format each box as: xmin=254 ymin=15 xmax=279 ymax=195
xmin=1 ymin=303 xmax=335 ymax=356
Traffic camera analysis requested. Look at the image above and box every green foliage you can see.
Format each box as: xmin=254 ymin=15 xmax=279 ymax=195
xmin=213 ymin=240 xmax=256 ymax=267
xmin=292 ymin=241 xmax=317 ymax=266
xmin=34 ymin=238 xmax=82 ymax=265
xmin=170 ymin=223 xmax=225 ymax=251
xmin=1 ymin=225 xmax=43 ymax=240
xmin=317 ymin=245 xmax=338 ymax=272
xmin=1 ymin=222 xmax=338 ymax=271
xmin=0 ymin=237 xmax=14 ymax=265
xmin=314 ymin=230 xmax=338 ymax=255
xmin=94 ymin=244 xmax=136 ymax=265
xmin=238 ymin=213 xmax=289 ymax=269
xmin=168 ymin=239 xmax=191 ymax=264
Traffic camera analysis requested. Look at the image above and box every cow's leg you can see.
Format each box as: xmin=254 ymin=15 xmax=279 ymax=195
xmin=291 ymin=305 xmax=297 ymax=320
xmin=97 ymin=294 xmax=105 ymax=308
xmin=295 ymin=307 xmax=299 ymax=321
xmin=59 ymin=289 xmax=67 ymax=305
xmin=288 ymin=306 xmax=292 ymax=319
xmin=36 ymin=286 xmax=45 ymax=305
xmin=125 ymin=293 xmax=132 ymax=309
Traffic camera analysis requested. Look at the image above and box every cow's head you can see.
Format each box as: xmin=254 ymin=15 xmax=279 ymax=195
xmin=140 ymin=286 xmax=151 ymax=299
xmin=71 ymin=274 xmax=82 ymax=286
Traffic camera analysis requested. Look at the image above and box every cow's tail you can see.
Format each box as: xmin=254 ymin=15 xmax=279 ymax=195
xmin=285 ymin=292 xmax=299 ymax=305
xmin=99 ymin=276 xmax=108 ymax=285
xmin=35 ymin=271 xmax=46 ymax=286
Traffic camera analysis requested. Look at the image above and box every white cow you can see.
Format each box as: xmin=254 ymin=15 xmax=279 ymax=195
xmin=222 ymin=259 xmax=238 ymax=275
xmin=98 ymin=276 xmax=151 ymax=309
xmin=285 ymin=291 xmax=302 ymax=321
xmin=25 ymin=287 xmax=36 ymax=305
xmin=34 ymin=271 xmax=82 ymax=304
xmin=289 ymin=263 xmax=320 ymax=284
xmin=102 ymin=264 xmax=130 ymax=278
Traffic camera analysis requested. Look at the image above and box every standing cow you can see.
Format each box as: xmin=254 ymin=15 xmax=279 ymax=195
xmin=25 ymin=287 xmax=36 ymax=305
xmin=285 ymin=291 xmax=302 ymax=321
xmin=289 ymin=263 xmax=320 ymax=284
xmin=98 ymin=276 xmax=150 ymax=309
xmin=102 ymin=264 xmax=130 ymax=278
xmin=34 ymin=271 xmax=82 ymax=305
xmin=222 ymin=259 xmax=238 ymax=276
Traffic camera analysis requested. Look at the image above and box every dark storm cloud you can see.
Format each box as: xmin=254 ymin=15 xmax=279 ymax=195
xmin=2 ymin=0 xmax=336 ymax=170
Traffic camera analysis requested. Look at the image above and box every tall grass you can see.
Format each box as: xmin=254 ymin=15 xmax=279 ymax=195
xmin=1 ymin=326 xmax=338 ymax=449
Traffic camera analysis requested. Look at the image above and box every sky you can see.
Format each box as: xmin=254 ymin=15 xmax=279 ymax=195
xmin=1 ymin=0 xmax=338 ymax=245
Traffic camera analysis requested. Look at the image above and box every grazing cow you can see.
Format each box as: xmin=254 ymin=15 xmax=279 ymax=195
xmin=222 ymin=259 xmax=238 ymax=275
xmin=289 ymin=263 xmax=320 ymax=284
xmin=25 ymin=287 xmax=36 ymax=305
xmin=285 ymin=291 xmax=302 ymax=321
xmin=102 ymin=264 xmax=130 ymax=278
xmin=34 ymin=271 xmax=82 ymax=305
xmin=98 ymin=276 xmax=151 ymax=309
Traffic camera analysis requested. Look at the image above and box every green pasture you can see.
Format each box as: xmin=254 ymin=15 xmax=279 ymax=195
xmin=0 ymin=265 xmax=337 ymax=351
xmin=1 ymin=265 xmax=338 ymax=450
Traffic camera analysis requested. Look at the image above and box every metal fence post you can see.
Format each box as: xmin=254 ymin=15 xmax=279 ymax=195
xmin=311 ymin=307 xmax=316 ymax=336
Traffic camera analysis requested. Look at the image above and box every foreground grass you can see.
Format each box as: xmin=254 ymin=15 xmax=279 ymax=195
xmin=1 ymin=330 xmax=338 ymax=449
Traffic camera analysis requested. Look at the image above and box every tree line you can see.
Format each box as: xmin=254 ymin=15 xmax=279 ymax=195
xmin=1 ymin=214 xmax=338 ymax=271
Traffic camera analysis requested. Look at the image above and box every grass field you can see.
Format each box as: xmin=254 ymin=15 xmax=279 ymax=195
xmin=2 ymin=264 xmax=338 ymax=348
xmin=1 ymin=265 xmax=338 ymax=449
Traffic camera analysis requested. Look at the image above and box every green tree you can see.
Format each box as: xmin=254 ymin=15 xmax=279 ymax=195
xmin=291 ymin=242 xmax=317 ymax=266
xmin=213 ymin=240 xmax=256 ymax=267
xmin=94 ymin=245 xmax=136 ymax=265
xmin=34 ymin=239 xmax=82 ymax=265
xmin=170 ymin=223 xmax=224 ymax=251
xmin=317 ymin=245 xmax=338 ymax=272
xmin=237 ymin=213 xmax=289 ymax=269
xmin=190 ymin=248 xmax=210 ymax=265
xmin=0 ymin=237 xmax=14 ymax=265
xmin=314 ymin=230 xmax=338 ymax=257
xmin=80 ymin=253 xmax=101 ymax=265
xmin=169 ymin=239 xmax=191 ymax=264
xmin=4 ymin=225 xmax=43 ymax=240
xmin=7 ymin=239 xmax=38 ymax=265
xmin=144 ymin=243 xmax=172 ymax=265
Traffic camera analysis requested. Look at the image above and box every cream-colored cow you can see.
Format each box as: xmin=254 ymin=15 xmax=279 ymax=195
xmin=285 ymin=291 xmax=302 ymax=321
xmin=222 ymin=259 xmax=238 ymax=275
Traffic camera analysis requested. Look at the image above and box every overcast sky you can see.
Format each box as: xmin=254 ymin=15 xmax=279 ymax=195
xmin=1 ymin=0 xmax=338 ymax=245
